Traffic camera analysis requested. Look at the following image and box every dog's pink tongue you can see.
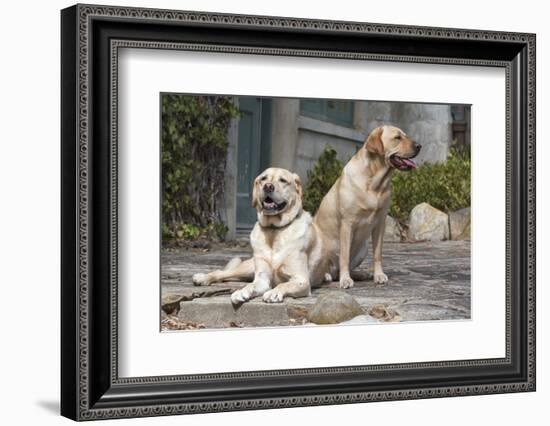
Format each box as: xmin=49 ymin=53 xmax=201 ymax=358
xmin=403 ymin=158 xmax=417 ymax=168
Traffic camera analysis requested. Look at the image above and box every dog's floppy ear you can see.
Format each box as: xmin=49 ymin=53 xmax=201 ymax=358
xmin=251 ymin=176 xmax=260 ymax=208
xmin=365 ymin=126 xmax=384 ymax=156
xmin=293 ymin=174 xmax=303 ymax=200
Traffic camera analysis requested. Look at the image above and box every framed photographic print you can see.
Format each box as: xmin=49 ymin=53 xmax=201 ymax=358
xmin=61 ymin=3 xmax=536 ymax=421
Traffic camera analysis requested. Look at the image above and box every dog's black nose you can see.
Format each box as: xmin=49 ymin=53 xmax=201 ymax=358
xmin=414 ymin=142 xmax=422 ymax=152
xmin=263 ymin=183 xmax=275 ymax=193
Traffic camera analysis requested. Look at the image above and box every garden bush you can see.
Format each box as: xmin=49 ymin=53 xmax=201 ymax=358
xmin=303 ymin=146 xmax=343 ymax=214
xmin=389 ymin=143 xmax=470 ymax=221
xmin=161 ymin=94 xmax=239 ymax=241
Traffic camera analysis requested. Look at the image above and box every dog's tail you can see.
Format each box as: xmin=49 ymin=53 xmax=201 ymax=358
xmin=224 ymin=257 xmax=242 ymax=270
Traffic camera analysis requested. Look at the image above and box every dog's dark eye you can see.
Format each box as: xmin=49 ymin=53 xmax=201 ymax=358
xmin=279 ymin=178 xmax=288 ymax=184
xmin=395 ymin=135 xmax=401 ymax=139
xmin=260 ymin=175 xmax=267 ymax=181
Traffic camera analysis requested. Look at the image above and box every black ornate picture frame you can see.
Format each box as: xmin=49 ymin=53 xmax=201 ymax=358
xmin=61 ymin=3 xmax=536 ymax=421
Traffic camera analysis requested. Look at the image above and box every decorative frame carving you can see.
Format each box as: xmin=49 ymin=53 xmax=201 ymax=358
xmin=61 ymin=4 xmax=535 ymax=420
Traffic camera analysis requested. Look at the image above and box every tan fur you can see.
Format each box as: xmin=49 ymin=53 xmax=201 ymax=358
xmin=193 ymin=125 xmax=420 ymax=300
xmin=365 ymin=126 xmax=384 ymax=156
xmin=231 ymin=168 xmax=328 ymax=304
xmin=314 ymin=125 xmax=419 ymax=287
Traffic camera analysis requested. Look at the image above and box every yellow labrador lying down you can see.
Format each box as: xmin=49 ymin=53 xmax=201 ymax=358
xmin=192 ymin=125 xmax=421 ymax=303
xmin=233 ymin=168 xmax=328 ymax=303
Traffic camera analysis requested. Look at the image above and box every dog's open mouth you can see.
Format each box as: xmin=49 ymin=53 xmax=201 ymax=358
xmin=390 ymin=154 xmax=417 ymax=171
xmin=262 ymin=196 xmax=287 ymax=212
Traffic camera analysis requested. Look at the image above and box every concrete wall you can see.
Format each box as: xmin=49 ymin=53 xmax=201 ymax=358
xmin=365 ymin=101 xmax=453 ymax=164
xmin=271 ymin=99 xmax=453 ymax=185
xmin=270 ymin=98 xmax=300 ymax=170
xmin=294 ymin=116 xmax=364 ymax=183
xmin=220 ymin=97 xmax=239 ymax=240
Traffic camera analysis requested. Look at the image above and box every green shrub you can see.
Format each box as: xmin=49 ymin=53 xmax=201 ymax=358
xmin=161 ymin=95 xmax=239 ymax=242
xmin=389 ymin=143 xmax=471 ymax=221
xmin=303 ymin=146 xmax=343 ymax=214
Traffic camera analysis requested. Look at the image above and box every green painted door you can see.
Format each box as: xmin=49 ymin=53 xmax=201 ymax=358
xmin=236 ymin=97 xmax=271 ymax=228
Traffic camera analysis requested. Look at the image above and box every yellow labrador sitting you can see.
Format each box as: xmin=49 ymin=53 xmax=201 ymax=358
xmin=314 ymin=125 xmax=421 ymax=288
xmin=193 ymin=167 xmax=328 ymax=304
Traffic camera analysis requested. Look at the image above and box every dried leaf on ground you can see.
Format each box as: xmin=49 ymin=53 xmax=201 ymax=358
xmin=368 ymin=304 xmax=402 ymax=322
xmin=161 ymin=316 xmax=206 ymax=330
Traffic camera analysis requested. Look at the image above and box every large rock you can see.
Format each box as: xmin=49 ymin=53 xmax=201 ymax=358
xmin=384 ymin=215 xmax=402 ymax=242
xmin=449 ymin=207 xmax=471 ymax=240
xmin=307 ymin=292 xmax=364 ymax=324
xmin=408 ymin=202 xmax=449 ymax=241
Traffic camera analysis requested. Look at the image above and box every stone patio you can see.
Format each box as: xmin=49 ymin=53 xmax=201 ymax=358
xmin=161 ymin=240 xmax=471 ymax=330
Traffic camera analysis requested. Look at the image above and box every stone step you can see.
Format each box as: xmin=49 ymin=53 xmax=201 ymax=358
xmin=177 ymin=295 xmax=315 ymax=328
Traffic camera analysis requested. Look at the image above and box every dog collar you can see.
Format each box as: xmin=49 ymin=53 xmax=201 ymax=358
xmin=259 ymin=210 xmax=301 ymax=229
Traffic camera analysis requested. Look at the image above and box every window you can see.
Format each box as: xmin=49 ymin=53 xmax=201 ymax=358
xmin=451 ymin=105 xmax=466 ymax=121
xmin=300 ymin=99 xmax=354 ymax=127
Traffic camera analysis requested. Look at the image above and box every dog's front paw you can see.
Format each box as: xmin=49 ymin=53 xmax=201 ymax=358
xmin=192 ymin=273 xmax=211 ymax=286
xmin=374 ymin=272 xmax=388 ymax=285
xmin=231 ymin=285 xmax=255 ymax=304
xmin=263 ymin=288 xmax=284 ymax=303
xmin=339 ymin=275 xmax=354 ymax=289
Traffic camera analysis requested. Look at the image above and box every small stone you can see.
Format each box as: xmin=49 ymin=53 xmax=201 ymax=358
xmin=449 ymin=207 xmax=471 ymax=240
xmin=408 ymin=202 xmax=449 ymax=241
xmin=461 ymin=222 xmax=471 ymax=239
xmin=307 ymin=292 xmax=364 ymax=325
xmin=192 ymin=239 xmax=211 ymax=249
xmin=384 ymin=215 xmax=402 ymax=242
xmin=161 ymin=294 xmax=184 ymax=315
